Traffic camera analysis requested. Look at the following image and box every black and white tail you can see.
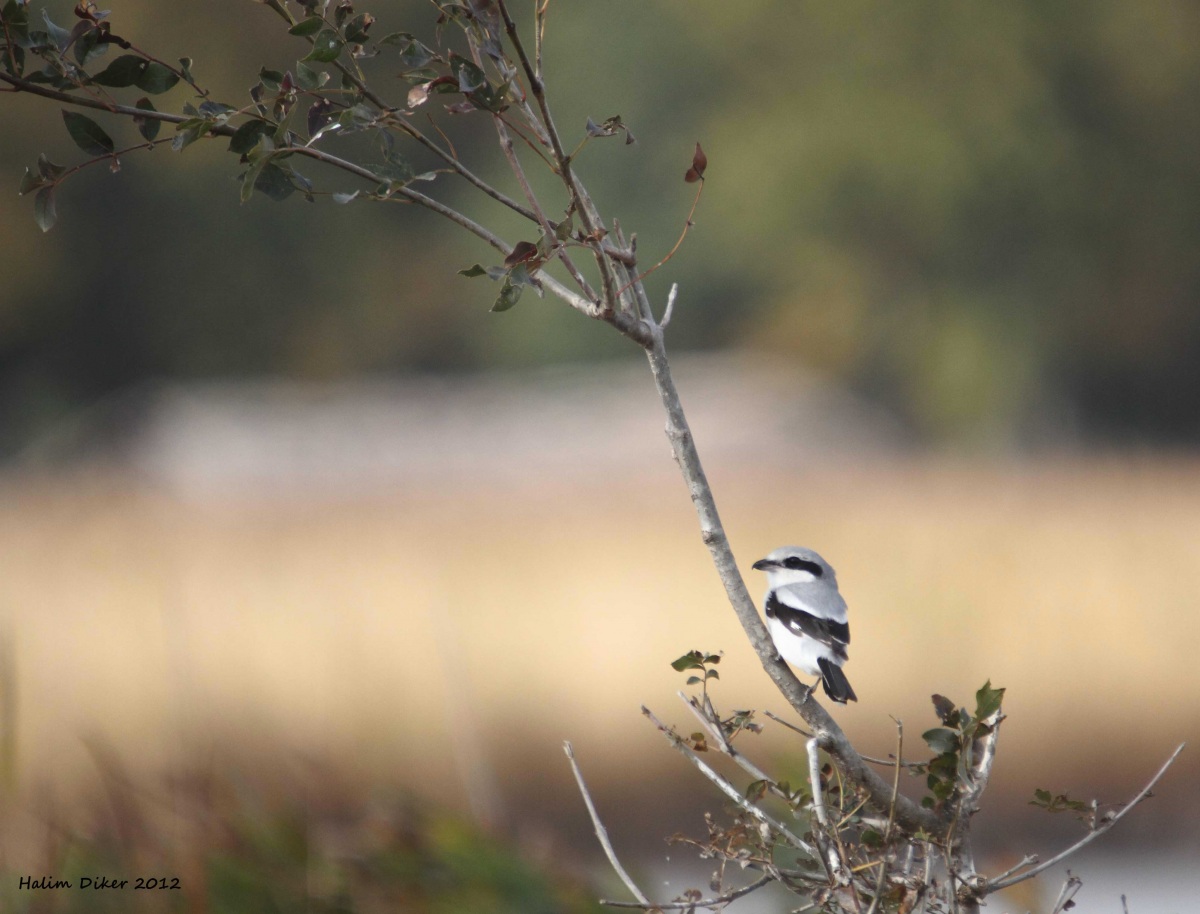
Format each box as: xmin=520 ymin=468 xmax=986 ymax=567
xmin=818 ymin=657 xmax=858 ymax=704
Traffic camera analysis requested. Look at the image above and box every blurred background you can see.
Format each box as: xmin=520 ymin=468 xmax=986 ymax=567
xmin=1 ymin=1 xmax=1198 ymax=911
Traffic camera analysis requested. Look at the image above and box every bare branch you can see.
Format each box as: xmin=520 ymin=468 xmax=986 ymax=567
xmin=563 ymin=741 xmax=651 ymax=907
xmin=987 ymin=854 xmax=1038 ymax=885
xmin=1050 ymin=872 xmax=1082 ymax=914
xmin=986 ymin=742 xmax=1186 ymax=893
xmin=864 ymin=719 xmax=904 ymax=914
xmin=642 ymin=329 xmax=942 ymax=836
xmin=958 ymin=710 xmax=1004 ymax=819
xmin=661 ymin=283 xmax=678 ymax=329
xmin=808 ymin=737 xmax=850 ymax=884
xmin=0 ymin=70 xmax=236 ymax=132
xmin=601 ymin=874 xmax=772 ymax=910
xmin=643 ymin=706 xmax=817 ymax=856
xmin=490 ymin=109 xmax=598 ymax=302
xmin=493 ymin=0 xmax=624 ymax=307
xmin=614 ymin=179 xmax=704 ymax=300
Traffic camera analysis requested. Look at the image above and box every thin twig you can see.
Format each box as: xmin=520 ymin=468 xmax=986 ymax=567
xmin=986 ymin=743 xmax=1186 ymax=893
xmin=677 ymin=691 xmax=816 ymax=828
xmin=601 ymin=873 xmax=772 ymax=909
xmin=807 ymin=737 xmax=848 ymax=883
xmin=534 ymin=0 xmax=549 ymax=82
xmin=984 ymin=738 xmax=1180 ymax=892
xmin=987 ymin=854 xmax=1038 ymax=885
xmin=864 ymin=719 xmax=904 ymax=914
xmin=764 ymin=710 xmax=815 ymax=739
xmin=610 ymin=220 xmax=649 ymax=318
xmin=1049 ymin=873 xmax=1082 ymax=914
xmin=644 ymin=706 xmax=816 ymax=855
xmin=0 ymin=70 xmax=235 ymax=131
xmin=563 ymin=741 xmax=651 ymax=906
xmin=494 ymin=0 xmax=624 ymax=309
xmin=661 ymin=283 xmax=678 ymax=329
xmin=304 ymin=21 xmax=541 ymax=224
xmin=483 ymin=63 xmax=597 ymax=302
xmin=615 ymin=178 xmax=704 ymax=299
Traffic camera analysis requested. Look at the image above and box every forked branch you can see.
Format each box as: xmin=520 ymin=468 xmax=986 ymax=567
xmin=984 ymin=742 xmax=1186 ymax=894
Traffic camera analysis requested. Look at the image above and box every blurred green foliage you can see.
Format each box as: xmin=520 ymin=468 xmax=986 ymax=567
xmin=2 ymin=0 xmax=1199 ymax=449
xmin=1 ymin=768 xmax=605 ymax=914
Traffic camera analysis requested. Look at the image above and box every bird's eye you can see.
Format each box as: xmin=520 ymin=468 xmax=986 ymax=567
xmin=784 ymin=556 xmax=823 ymax=576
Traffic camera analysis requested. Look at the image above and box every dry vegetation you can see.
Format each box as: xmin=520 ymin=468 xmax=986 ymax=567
xmin=1 ymin=455 xmax=1196 ymax=895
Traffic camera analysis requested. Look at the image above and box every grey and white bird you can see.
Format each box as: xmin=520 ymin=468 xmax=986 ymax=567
xmin=752 ymin=546 xmax=858 ymax=704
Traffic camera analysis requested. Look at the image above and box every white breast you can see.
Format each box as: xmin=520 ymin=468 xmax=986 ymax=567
xmin=767 ymin=616 xmax=836 ymax=678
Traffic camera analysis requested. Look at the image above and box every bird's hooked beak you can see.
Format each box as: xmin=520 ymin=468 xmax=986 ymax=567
xmin=751 ymin=558 xmax=776 ymax=571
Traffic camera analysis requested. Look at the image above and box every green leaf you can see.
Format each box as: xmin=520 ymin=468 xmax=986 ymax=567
xmin=506 ymin=262 xmax=538 ymax=292
xmin=671 ymin=651 xmax=705 ymax=672
xmin=40 ymin=10 xmax=70 ymax=51
xmin=861 ymin=828 xmax=883 ymax=848
xmin=552 ymin=215 xmax=573 ymax=242
xmin=240 ymin=156 xmax=269 ymax=204
xmin=392 ymin=36 xmax=434 ymax=70
xmin=62 ymin=111 xmax=114 ymax=155
xmin=133 ymin=97 xmax=160 ymax=141
xmin=228 ymin=119 xmax=271 ymax=155
xmin=489 ymin=275 xmax=523 ymax=311
xmin=705 ymin=669 xmax=719 ymax=680
xmin=33 ymin=186 xmax=57 ymax=232
xmin=253 ymin=161 xmax=295 ymax=201
xmin=73 ymin=26 xmax=106 ymax=67
xmin=171 ymin=117 xmax=212 ymax=152
xmin=1 ymin=0 xmax=30 ymax=35
xmin=198 ymin=101 xmax=235 ymax=120
xmin=1033 ymin=788 xmax=1052 ymax=805
xmin=288 ymin=16 xmax=324 ymax=37
xmin=458 ymin=264 xmax=489 ymax=278
xmin=258 ymin=67 xmax=284 ymax=91
xmin=450 ymin=54 xmax=485 ymax=93
xmin=303 ymin=29 xmax=343 ymax=63
xmin=744 ymin=779 xmax=769 ymax=802
xmin=931 ymin=694 xmax=957 ymax=725
xmin=974 ymin=681 xmax=1005 ymax=720
xmin=179 ymin=57 xmax=195 ymax=84
xmin=343 ymin=12 xmax=374 ymax=43
xmin=364 ymin=159 xmax=414 ymax=190
xmin=2 ymin=44 xmax=25 ymax=78
xmin=91 ymin=54 xmax=147 ymax=88
xmin=18 ymin=167 xmax=42 ymax=195
xmin=686 ymin=676 xmax=702 ymax=685
xmin=36 ymin=153 xmax=65 ymax=180
xmin=921 ymin=728 xmax=959 ymax=756
xmin=136 ymin=62 xmax=179 ymax=95
xmin=295 ymin=61 xmax=327 ymax=91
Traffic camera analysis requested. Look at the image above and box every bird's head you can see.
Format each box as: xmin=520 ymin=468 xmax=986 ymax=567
xmin=751 ymin=545 xmax=836 ymax=587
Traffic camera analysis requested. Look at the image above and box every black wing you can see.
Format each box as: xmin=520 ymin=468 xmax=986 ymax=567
xmin=766 ymin=591 xmax=850 ymax=654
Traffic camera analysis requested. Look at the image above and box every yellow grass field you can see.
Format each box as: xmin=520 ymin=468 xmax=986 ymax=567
xmin=1 ymin=455 xmax=1197 ymax=878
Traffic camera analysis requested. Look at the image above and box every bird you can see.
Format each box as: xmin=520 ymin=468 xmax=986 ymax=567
xmin=751 ymin=546 xmax=857 ymax=703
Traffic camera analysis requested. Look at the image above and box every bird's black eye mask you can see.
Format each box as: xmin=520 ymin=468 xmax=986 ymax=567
xmin=783 ymin=557 xmax=824 ymax=576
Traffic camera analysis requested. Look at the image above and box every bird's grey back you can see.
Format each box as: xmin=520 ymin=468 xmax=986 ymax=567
xmin=772 ymin=579 xmax=849 ymax=624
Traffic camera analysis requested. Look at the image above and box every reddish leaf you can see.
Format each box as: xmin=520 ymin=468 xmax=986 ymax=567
xmin=503 ymin=240 xmax=538 ymax=267
xmin=684 ymin=141 xmax=707 ymax=182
